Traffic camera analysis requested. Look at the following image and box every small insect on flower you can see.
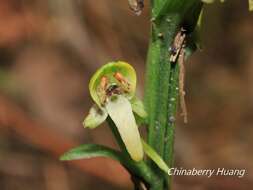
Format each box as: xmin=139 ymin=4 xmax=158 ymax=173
xmin=106 ymin=83 xmax=120 ymax=97
xmin=100 ymin=76 xmax=108 ymax=90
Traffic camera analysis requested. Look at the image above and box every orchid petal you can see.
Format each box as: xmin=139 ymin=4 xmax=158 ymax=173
xmin=83 ymin=104 xmax=108 ymax=129
xmin=130 ymin=96 xmax=148 ymax=119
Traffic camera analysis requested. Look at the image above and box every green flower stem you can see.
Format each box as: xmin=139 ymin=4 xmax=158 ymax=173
xmin=145 ymin=13 xmax=180 ymax=190
xmin=163 ymin=63 xmax=179 ymax=187
xmin=145 ymin=1 xmax=202 ymax=189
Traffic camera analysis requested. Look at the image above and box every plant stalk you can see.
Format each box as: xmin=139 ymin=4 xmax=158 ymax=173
xmin=144 ymin=1 xmax=202 ymax=189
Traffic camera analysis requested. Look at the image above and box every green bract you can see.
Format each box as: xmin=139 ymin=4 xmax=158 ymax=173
xmin=84 ymin=61 xmax=145 ymax=161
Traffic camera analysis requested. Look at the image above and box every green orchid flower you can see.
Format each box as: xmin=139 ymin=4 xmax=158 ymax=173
xmin=83 ymin=61 xmax=147 ymax=161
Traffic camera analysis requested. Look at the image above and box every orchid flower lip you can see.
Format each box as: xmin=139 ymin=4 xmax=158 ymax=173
xmin=105 ymin=95 xmax=144 ymax=161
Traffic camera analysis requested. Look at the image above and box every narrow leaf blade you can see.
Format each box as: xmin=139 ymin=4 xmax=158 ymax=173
xmin=60 ymin=144 xmax=121 ymax=162
xmin=142 ymin=139 xmax=169 ymax=174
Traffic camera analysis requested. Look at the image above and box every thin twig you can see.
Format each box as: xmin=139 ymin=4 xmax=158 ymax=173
xmin=128 ymin=0 xmax=144 ymax=15
xmin=169 ymin=28 xmax=186 ymax=63
xmin=178 ymin=47 xmax=188 ymax=123
xmin=169 ymin=28 xmax=188 ymax=123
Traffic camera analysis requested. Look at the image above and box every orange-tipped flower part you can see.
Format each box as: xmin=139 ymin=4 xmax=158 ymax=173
xmin=114 ymin=72 xmax=130 ymax=90
xmin=100 ymin=76 xmax=108 ymax=91
xmin=114 ymin=72 xmax=125 ymax=82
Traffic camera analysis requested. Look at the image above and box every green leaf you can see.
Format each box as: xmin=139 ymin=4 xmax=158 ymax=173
xmin=60 ymin=143 xmax=159 ymax=185
xmin=105 ymin=95 xmax=144 ymax=161
xmin=60 ymin=144 xmax=122 ymax=161
xmin=153 ymin=0 xmax=202 ymax=25
xmin=197 ymin=9 xmax=203 ymax=29
xmin=130 ymin=96 xmax=148 ymax=119
xmin=83 ymin=104 xmax=108 ymax=129
xmin=141 ymin=139 xmax=169 ymax=174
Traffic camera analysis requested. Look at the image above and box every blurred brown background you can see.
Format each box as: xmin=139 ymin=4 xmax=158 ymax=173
xmin=0 ymin=0 xmax=252 ymax=190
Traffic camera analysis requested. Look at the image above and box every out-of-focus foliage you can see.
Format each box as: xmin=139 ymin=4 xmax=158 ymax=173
xmin=202 ymin=0 xmax=253 ymax=11
xmin=249 ymin=0 xmax=253 ymax=11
